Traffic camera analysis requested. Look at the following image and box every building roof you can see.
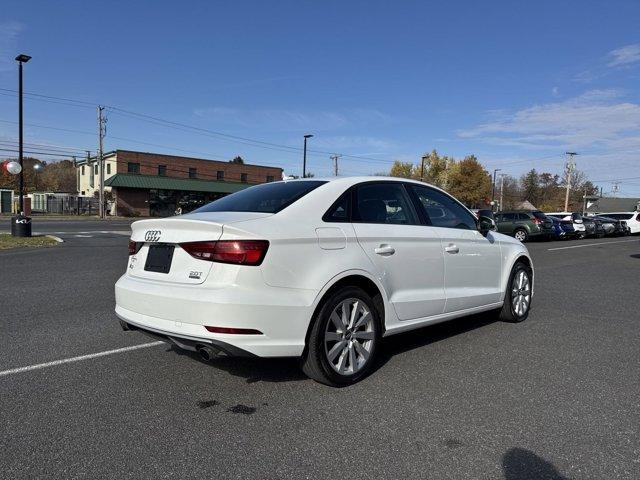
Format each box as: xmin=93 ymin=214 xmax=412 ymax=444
xmin=513 ymin=200 xmax=537 ymax=211
xmin=586 ymin=197 xmax=640 ymax=213
xmin=104 ymin=173 xmax=252 ymax=194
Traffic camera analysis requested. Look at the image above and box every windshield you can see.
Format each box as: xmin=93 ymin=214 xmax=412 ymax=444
xmin=194 ymin=180 xmax=327 ymax=214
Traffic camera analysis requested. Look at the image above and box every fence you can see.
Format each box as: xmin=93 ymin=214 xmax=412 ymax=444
xmin=31 ymin=196 xmax=102 ymax=216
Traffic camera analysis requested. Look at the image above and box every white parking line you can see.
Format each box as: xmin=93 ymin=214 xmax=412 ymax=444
xmin=548 ymin=239 xmax=638 ymax=251
xmin=0 ymin=341 xmax=164 ymax=378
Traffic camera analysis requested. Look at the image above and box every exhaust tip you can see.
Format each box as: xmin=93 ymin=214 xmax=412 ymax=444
xmin=119 ymin=320 xmax=133 ymax=331
xmin=196 ymin=345 xmax=218 ymax=362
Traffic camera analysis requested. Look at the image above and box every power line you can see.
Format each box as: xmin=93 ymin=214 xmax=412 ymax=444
xmin=0 ymin=87 xmax=399 ymax=165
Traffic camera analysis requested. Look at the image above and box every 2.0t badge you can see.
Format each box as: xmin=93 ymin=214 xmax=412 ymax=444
xmin=144 ymin=230 xmax=162 ymax=242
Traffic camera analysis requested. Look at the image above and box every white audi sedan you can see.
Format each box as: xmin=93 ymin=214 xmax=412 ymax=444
xmin=115 ymin=177 xmax=533 ymax=386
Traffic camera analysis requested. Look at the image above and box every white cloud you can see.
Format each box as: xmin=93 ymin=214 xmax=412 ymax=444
xmin=312 ymin=135 xmax=397 ymax=151
xmin=0 ymin=21 xmax=23 ymax=72
xmin=607 ymin=43 xmax=640 ymax=67
xmin=458 ymin=89 xmax=640 ymax=152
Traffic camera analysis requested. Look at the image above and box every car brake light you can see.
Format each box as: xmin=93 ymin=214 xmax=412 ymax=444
xmin=532 ymin=217 xmax=542 ymax=225
xmin=204 ymin=326 xmax=263 ymax=335
xmin=180 ymin=240 xmax=269 ymax=265
xmin=128 ymin=240 xmax=143 ymax=255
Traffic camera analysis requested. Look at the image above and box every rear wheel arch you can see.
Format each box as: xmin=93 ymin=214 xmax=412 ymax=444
xmin=304 ymin=274 xmax=386 ymax=350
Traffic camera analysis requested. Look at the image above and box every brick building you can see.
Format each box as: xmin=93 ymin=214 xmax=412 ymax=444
xmin=76 ymin=150 xmax=282 ymax=216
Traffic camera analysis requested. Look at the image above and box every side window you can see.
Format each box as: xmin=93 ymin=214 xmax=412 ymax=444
xmin=518 ymin=213 xmax=530 ymax=221
xmin=502 ymin=213 xmax=515 ymax=221
xmin=323 ymin=191 xmax=351 ymax=222
xmin=354 ymin=183 xmax=417 ymax=225
xmin=409 ymin=185 xmax=476 ymax=230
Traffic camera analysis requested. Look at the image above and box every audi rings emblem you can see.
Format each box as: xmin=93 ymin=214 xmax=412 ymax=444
xmin=144 ymin=230 xmax=162 ymax=242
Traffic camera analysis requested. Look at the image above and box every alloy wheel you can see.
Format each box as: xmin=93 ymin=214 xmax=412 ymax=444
xmin=511 ymin=270 xmax=531 ymax=316
xmin=514 ymin=230 xmax=527 ymax=242
xmin=324 ymin=298 xmax=375 ymax=376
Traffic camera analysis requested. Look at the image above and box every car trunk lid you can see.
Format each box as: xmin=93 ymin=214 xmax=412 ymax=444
xmin=127 ymin=212 xmax=271 ymax=284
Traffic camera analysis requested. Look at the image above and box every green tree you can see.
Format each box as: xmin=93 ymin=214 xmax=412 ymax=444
xmin=447 ymin=155 xmax=491 ymax=207
xmin=389 ymin=160 xmax=418 ymax=179
xmin=230 ymin=156 xmax=245 ymax=164
xmin=520 ymin=169 xmax=541 ymax=206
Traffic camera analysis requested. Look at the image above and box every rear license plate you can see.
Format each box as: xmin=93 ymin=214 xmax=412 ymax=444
xmin=144 ymin=244 xmax=174 ymax=273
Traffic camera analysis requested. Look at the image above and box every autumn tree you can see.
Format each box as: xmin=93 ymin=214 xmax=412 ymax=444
xmin=389 ymin=160 xmax=418 ymax=179
xmin=447 ymin=155 xmax=491 ymax=208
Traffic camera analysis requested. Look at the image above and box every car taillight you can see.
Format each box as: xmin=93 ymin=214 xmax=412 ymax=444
xmin=128 ymin=240 xmax=143 ymax=255
xmin=532 ymin=217 xmax=542 ymax=225
xmin=180 ymin=240 xmax=269 ymax=266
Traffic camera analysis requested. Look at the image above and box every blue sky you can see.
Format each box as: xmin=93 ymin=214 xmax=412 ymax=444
xmin=1 ymin=0 xmax=640 ymax=194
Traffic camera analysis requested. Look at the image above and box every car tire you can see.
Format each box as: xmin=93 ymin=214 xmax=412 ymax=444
xmin=301 ymin=286 xmax=381 ymax=387
xmin=499 ymin=261 xmax=533 ymax=323
xmin=513 ymin=229 xmax=528 ymax=242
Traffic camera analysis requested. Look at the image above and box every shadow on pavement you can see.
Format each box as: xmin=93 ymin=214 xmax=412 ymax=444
xmin=502 ymin=448 xmax=570 ymax=480
xmin=170 ymin=346 xmax=307 ymax=384
xmin=373 ymin=310 xmax=499 ymax=374
xmin=170 ymin=310 xmax=501 ymax=385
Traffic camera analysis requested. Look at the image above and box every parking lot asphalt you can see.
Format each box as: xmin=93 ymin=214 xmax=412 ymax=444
xmin=1 ymin=231 xmax=639 ymax=479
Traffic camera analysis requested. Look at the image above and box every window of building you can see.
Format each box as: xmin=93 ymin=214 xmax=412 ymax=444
xmin=189 ymin=168 xmax=197 ymax=179
xmin=217 ymin=170 xmax=224 ymax=181
xmin=94 ymin=164 xmax=98 ymax=174
xmin=266 ymin=175 xmax=274 ymax=183
xmin=106 ymin=163 xmax=111 ymax=175
xmin=158 ymin=165 xmax=167 ymax=176
xmin=241 ymin=173 xmax=248 ymax=183
xmin=81 ymin=165 xmax=85 ymax=175
xmin=128 ymin=162 xmax=140 ymax=174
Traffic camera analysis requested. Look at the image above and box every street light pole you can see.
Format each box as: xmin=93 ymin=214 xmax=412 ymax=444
xmin=303 ymin=134 xmax=313 ymax=178
xmin=491 ymin=168 xmax=501 ymax=211
xmin=15 ymin=54 xmax=31 ymax=215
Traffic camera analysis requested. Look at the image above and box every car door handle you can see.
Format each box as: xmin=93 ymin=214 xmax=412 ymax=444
xmin=444 ymin=243 xmax=459 ymax=254
xmin=374 ymin=245 xmax=395 ymax=256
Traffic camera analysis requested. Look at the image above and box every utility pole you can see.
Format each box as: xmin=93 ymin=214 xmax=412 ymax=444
xmin=499 ymin=174 xmax=505 ymax=212
xmin=97 ymin=106 xmax=106 ymax=218
xmin=330 ymin=154 xmax=341 ymax=176
xmin=564 ymin=152 xmax=578 ymax=212
xmin=612 ymin=182 xmax=620 ymax=197
xmin=491 ymin=169 xmax=501 ymax=211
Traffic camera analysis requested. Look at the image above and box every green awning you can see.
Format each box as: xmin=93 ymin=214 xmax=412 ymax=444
xmin=104 ymin=173 xmax=251 ymax=194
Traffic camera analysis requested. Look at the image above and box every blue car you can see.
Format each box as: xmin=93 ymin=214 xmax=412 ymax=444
xmin=548 ymin=216 xmax=576 ymax=240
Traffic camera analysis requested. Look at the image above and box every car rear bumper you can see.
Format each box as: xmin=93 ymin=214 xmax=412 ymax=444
xmin=117 ymin=314 xmax=256 ymax=357
xmin=115 ymin=274 xmax=316 ymax=357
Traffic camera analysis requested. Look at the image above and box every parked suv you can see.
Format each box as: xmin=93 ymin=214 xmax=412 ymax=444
xmin=495 ymin=210 xmax=553 ymax=242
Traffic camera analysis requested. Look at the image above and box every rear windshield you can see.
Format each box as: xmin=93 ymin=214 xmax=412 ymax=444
xmin=194 ymin=180 xmax=327 ymax=214
xmin=532 ymin=211 xmax=548 ymax=220
xmin=603 ymin=213 xmax=633 ymax=220
xmin=572 ymin=213 xmax=583 ymax=221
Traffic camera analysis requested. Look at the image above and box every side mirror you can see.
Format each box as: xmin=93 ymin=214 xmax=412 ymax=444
xmin=478 ymin=216 xmax=496 ymax=236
